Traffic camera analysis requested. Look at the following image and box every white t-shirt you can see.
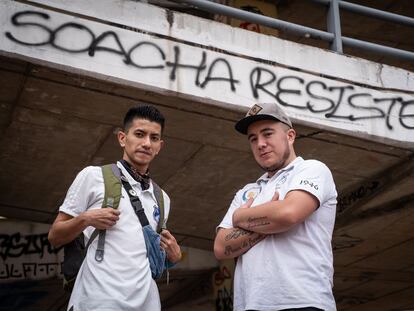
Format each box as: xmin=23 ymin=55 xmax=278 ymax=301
xmin=59 ymin=162 xmax=170 ymax=311
xmin=218 ymin=157 xmax=337 ymax=311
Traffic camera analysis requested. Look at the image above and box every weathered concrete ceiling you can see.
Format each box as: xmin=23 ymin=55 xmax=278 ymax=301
xmin=1 ymin=53 xmax=414 ymax=310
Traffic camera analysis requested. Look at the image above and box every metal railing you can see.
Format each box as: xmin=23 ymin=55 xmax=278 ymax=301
xmin=172 ymin=0 xmax=414 ymax=63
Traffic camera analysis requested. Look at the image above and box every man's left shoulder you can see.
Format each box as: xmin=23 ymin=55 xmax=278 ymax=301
xmin=160 ymin=188 xmax=171 ymax=201
xmin=295 ymin=159 xmax=335 ymax=185
xmin=299 ymin=158 xmax=331 ymax=172
xmin=151 ymin=181 xmax=171 ymax=204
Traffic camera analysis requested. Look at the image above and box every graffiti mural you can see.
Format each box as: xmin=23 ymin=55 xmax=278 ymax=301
xmin=0 ymin=221 xmax=63 ymax=282
xmin=2 ymin=3 xmax=413 ymax=144
xmin=213 ymin=259 xmax=234 ymax=311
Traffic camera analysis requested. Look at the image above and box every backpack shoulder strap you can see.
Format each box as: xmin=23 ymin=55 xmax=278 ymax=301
xmin=102 ymin=164 xmax=122 ymax=209
xmin=152 ymin=181 xmax=166 ymax=233
xmin=92 ymin=164 xmax=122 ymax=262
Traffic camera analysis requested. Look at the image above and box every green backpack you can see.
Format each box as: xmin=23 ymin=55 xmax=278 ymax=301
xmin=62 ymin=164 xmax=165 ymax=291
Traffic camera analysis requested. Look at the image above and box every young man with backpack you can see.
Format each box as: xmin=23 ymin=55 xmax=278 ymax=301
xmin=48 ymin=105 xmax=181 ymax=311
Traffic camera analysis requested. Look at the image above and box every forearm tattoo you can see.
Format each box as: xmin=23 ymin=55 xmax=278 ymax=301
xmin=223 ymin=228 xmax=265 ymax=256
xmin=224 ymin=245 xmax=242 ymax=256
xmin=224 ymin=228 xmax=252 ymax=241
xmin=246 ymin=216 xmax=270 ymax=229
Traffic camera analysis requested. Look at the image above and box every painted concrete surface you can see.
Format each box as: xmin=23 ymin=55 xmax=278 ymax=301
xmin=27 ymin=0 xmax=414 ymax=90
xmin=0 ymin=219 xmax=218 ymax=310
xmin=1 ymin=0 xmax=413 ymax=147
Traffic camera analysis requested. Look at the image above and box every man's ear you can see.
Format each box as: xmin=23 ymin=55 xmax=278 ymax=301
xmin=287 ymin=128 xmax=296 ymax=143
xmin=156 ymin=139 xmax=164 ymax=155
xmin=117 ymin=130 xmax=126 ymax=148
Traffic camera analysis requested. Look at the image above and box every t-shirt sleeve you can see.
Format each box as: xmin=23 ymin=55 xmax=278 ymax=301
xmin=287 ymin=160 xmax=334 ymax=207
xmin=59 ymin=166 xmax=101 ymax=217
xmin=161 ymin=190 xmax=171 ymax=227
xmin=217 ymin=189 xmax=243 ymax=230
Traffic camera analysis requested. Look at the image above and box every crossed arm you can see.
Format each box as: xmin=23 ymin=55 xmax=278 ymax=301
xmin=214 ymin=190 xmax=319 ymax=260
xmin=214 ymin=227 xmax=266 ymax=260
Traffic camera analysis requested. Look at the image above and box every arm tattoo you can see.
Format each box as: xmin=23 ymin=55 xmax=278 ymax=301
xmin=223 ymin=229 xmax=266 ymax=257
xmin=249 ymin=234 xmax=264 ymax=246
xmin=224 ymin=245 xmax=242 ymax=256
xmin=247 ymin=216 xmax=270 ymax=229
xmin=224 ymin=228 xmax=252 ymax=241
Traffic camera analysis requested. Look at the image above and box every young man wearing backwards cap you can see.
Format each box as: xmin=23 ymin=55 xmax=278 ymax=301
xmin=214 ymin=102 xmax=337 ymax=311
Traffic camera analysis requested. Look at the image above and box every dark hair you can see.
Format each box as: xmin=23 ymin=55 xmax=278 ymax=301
xmin=123 ymin=105 xmax=165 ymax=133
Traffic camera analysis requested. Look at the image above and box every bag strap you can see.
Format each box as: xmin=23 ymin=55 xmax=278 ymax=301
xmin=152 ymin=181 xmax=166 ymax=232
xmin=102 ymin=164 xmax=122 ymax=210
xmin=90 ymin=164 xmax=166 ymax=261
xmin=117 ymin=165 xmax=166 ymax=233
xmin=120 ymin=171 xmax=150 ymax=227
xmin=119 ymin=169 xmax=166 ymax=233
xmin=90 ymin=164 xmax=123 ymax=262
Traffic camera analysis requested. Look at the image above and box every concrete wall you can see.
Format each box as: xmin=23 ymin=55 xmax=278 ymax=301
xmin=0 ymin=219 xmax=218 ymax=283
xmin=1 ymin=0 xmax=413 ymax=148
xmin=0 ymin=218 xmax=218 ymax=310
xmin=0 ymin=219 xmax=62 ymax=282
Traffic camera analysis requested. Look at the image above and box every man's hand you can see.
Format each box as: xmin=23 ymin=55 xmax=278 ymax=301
xmin=83 ymin=208 xmax=120 ymax=230
xmin=49 ymin=208 xmax=120 ymax=247
xmin=232 ymin=192 xmax=278 ymax=224
xmin=160 ymin=230 xmax=182 ymax=263
xmin=232 ymin=197 xmax=253 ymax=226
xmin=232 ymin=190 xmax=318 ymax=234
xmin=241 ymin=191 xmax=279 ymax=209
xmin=240 ymin=197 xmax=254 ymax=209
xmin=271 ymin=191 xmax=280 ymax=201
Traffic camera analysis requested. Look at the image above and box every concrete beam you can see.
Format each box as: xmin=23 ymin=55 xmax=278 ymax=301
xmin=336 ymin=192 xmax=414 ymax=229
xmin=1 ymin=1 xmax=413 ymax=147
xmin=334 ymin=266 xmax=414 ymax=284
xmin=336 ymin=154 xmax=414 ymax=227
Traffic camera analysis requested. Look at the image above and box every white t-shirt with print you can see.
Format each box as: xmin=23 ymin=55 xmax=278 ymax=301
xmin=59 ymin=162 xmax=170 ymax=311
xmin=218 ymin=157 xmax=337 ymax=311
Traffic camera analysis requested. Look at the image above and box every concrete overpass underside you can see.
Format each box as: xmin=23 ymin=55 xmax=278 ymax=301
xmin=1 ymin=53 xmax=414 ymax=310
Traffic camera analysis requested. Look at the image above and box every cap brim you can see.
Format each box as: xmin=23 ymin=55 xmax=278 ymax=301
xmin=235 ymin=115 xmax=280 ymax=134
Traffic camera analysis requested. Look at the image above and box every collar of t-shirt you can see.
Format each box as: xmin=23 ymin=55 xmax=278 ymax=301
xmin=119 ymin=159 xmax=150 ymax=190
xmin=117 ymin=160 xmax=152 ymax=192
xmin=256 ymin=156 xmax=304 ymax=185
xmin=116 ymin=161 xmax=161 ymax=208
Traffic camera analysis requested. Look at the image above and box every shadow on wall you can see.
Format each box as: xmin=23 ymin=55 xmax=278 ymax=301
xmin=0 ymin=219 xmax=67 ymax=311
xmin=0 ymin=278 xmax=70 ymax=311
